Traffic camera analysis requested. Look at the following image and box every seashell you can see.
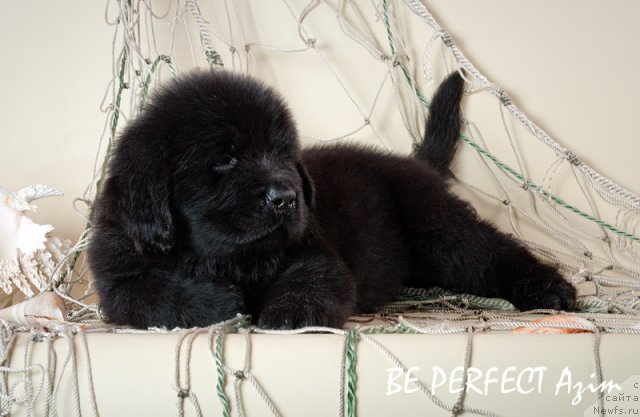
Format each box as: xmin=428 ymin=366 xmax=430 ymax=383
xmin=512 ymin=314 xmax=595 ymax=334
xmin=0 ymin=185 xmax=73 ymax=297
xmin=0 ymin=292 xmax=67 ymax=327
xmin=1 ymin=185 xmax=63 ymax=213
xmin=0 ymin=187 xmax=56 ymax=259
xmin=0 ymin=260 xmax=19 ymax=295
xmin=16 ymin=184 xmax=63 ymax=207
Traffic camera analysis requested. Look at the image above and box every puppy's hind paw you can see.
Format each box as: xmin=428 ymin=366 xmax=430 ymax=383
xmin=509 ymin=267 xmax=577 ymax=312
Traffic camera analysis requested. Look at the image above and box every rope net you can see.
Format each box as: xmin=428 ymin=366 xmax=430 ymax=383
xmin=0 ymin=1 xmax=639 ymax=416
xmin=56 ymin=0 xmax=639 ymax=320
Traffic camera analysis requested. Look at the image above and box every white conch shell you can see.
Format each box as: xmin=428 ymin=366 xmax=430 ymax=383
xmin=0 ymin=203 xmax=53 ymax=259
xmin=3 ymin=185 xmax=63 ymax=212
xmin=0 ymin=185 xmax=72 ymax=297
xmin=0 ymin=292 xmax=67 ymax=327
xmin=17 ymin=184 xmax=63 ymax=204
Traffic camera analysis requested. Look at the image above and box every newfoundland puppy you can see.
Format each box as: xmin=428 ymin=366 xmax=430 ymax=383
xmin=88 ymin=70 xmax=576 ymax=329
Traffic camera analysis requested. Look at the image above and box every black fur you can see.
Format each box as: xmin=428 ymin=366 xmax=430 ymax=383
xmin=87 ymin=70 xmax=576 ymax=329
xmin=415 ymin=72 xmax=465 ymax=177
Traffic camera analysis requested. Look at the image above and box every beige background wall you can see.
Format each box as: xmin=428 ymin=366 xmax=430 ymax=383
xmin=0 ymin=0 xmax=638 ymax=245
xmin=0 ymin=2 xmax=112 ymax=239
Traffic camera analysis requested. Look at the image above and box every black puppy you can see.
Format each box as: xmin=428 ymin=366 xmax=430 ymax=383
xmin=88 ymin=70 xmax=576 ymax=329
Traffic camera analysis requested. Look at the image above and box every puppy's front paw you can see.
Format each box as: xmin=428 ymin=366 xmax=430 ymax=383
xmin=257 ymin=292 xmax=344 ymax=330
xmin=509 ymin=266 xmax=577 ymax=311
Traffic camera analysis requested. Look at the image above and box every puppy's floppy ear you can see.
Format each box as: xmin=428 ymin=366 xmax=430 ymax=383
xmin=296 ymin=162 xmax=315 ymax=210
xmin=100 ymin=124 xmax=174 ymax=254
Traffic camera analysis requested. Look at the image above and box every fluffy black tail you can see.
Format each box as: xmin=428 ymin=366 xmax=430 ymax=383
xmin=413 ymin=71 xmax=465 ymax=177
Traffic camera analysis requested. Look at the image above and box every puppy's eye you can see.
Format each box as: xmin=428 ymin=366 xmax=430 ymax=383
xmin=214 ymin=154 xmax=237 ymax=170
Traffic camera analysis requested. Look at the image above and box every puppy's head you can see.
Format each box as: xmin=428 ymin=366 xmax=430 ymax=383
xmin=102 ymin=70 xmax=314 ymax=256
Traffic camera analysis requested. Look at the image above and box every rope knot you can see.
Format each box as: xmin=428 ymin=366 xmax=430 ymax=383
xmin=205 ymin=50 xmax=224 ymax=67
xmin=234 ymin=370 xmax=246 ymax=379
xmin=30 ymin=331 xmax=44 ymax=343
xmin=177 ymin=388 xmax=190 ymax=398
xmin=499 ymin=90 xmax=512 ymax=106
xmin=477 ymin=315 xmax=489 ymax=331
xmin=452 ymin=402 xmax=463 ymax=415
xmin=439 ymin=30 xmax=453 ymax=47
xmin=564 ymin=150 xmax=581 ymax=166
xmin=306 ymin=38 xmax=317 ymax=47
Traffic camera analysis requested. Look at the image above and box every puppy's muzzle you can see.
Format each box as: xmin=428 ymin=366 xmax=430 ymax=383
xmin=265 ymin=186 xmax=297 ymax=214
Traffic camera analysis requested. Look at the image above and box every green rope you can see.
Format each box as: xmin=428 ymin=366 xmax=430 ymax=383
xmin=459 ymin=134 xmax=640 ymax=242
xmin=111 ymin=49 xmax=129 ymax=140
xmin=397 ymin=287 xmax=640 ymax=314
xmin=140 ymin=55 xmax=177 ymax=109
xmin=344 ymin=329 xmax=358 ymax=417
xmin=56 ymin=47 xmax=132 ymax=290
xmin=205 ymin=50 xmax=224 ymax=67
xmin=381 ymin=0 xmax=395 ymax=57
xmin=96 ymin=47 xmax=129 ymax=196
xmin=398 ymin=287 xmax=516 ymax=311
xmin=380 ymin=0 xmax=640 ymax=243
xmin=214 ymin=332 xmax=231 ymax=417
xmin=381 ymin=0 xmax=430 ymax=111
xmin=361 ymin=323 xmax=415 ymax=334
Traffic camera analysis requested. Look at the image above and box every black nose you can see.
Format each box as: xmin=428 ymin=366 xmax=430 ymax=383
xmin=265 ymin=186 xmax=297 ymax=212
